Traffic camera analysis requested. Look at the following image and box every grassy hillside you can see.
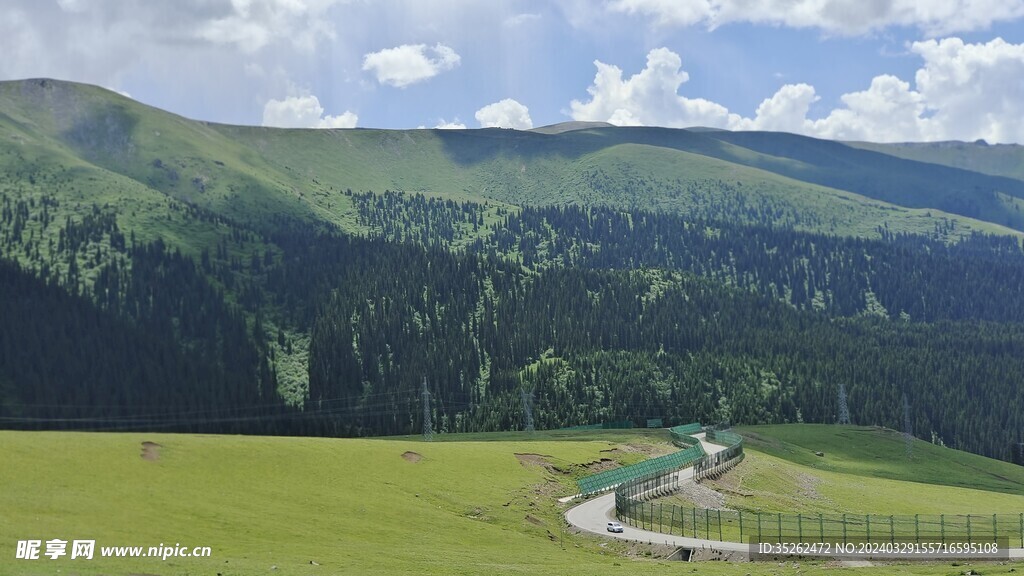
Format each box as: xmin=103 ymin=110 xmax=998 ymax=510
xmin=849 ymin=140 xmax=1024 ymax=182
xmin=1 ymin=429 xmax=1020 ymax=576
xmin=699 ymin=130 xmax=1024 ymax=231
xmin=658 ymin=425 xmax=1024 ymax=514
xmin=739 ymin=425 xmax=1024 ymax=495
xmin=3 ymin=78 xmax=1022 ymax=243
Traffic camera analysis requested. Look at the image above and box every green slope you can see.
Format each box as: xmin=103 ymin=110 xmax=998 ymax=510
xmin=3 ymin=78 xmax=1023 ymax=243
xmin=698 ymin=130 xmax=1024 ymax=231
xmin=0 ymin=79 xmax=326 ymax=231
xmin=848 ymin=140 xmax=1024 ymax=182
xmin=1 ymin=429 xmax=1020 ymax=576
xmin=739 ymin=424 xmax=1024 ymax=495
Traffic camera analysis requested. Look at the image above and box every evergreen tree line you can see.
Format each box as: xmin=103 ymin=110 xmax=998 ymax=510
xmin=2 ymin=190 xmax=1024 ymax=461
xmin=478 ymin=205 xmax=1024 ymax=323
xmin=263 ymin=231 xmax=1024 ymax=459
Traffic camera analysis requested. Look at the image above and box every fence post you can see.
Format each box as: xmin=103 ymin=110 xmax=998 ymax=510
xmin=1020 ymin=513 xmax=1023 ymax=548
xmin=798 ymin=513 xmax=803 ymax=542
xmin=842 ymin=514 xmax=847 ymax=545
xmin=718 ymin=510 xmax=723 ymax=541
xmin=659 ymin=505 xmax=664 ymax=533
xmin=915 ymin=514 xmax=919 ymax=544
xmin=967 ymin=515 xmax=972 ymax=544
xmin=889 ymin=515 xmax=894 ymax=545
xmin=992 ymin=514 xmax=997 ymax=544
xmin=777 ymin=513 xmax=783 ymax=543
xmin=757 ymin=512 xmax=762 ymax=543
xmin=819 ymin=513 xmax=824 ymax=543
xmin=866 ymin=514 xmax=871 ymax=543
xmin=739 ymin=511 xmax=744 ymax=542
xmin=940 ymin=514 xmax=945 ymax=544
xmin=706 ymin=508 xmax=710 ymax=539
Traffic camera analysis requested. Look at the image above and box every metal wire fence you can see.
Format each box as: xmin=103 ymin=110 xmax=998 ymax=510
xmin=576 ymin=422 xmax=705 ymax=495
xmin=613 ymin=497 xmax=1024 ymax=547
xmin=613 ymin=428 xmax=1024 ymax=547
xmin=577 ymin=443 xmax=705 ymax=495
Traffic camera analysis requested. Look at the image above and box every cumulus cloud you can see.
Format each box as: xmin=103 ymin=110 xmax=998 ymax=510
xmin=608 ymin=0 xmax=714 ymax=27
xmin=434 ymin=118 xmax=467 ymax=129
xmin=571 ymin=41 xmax=1024 ymax=143
xmin=362 ymin=43 xmax=461 ymax=88
xmin=193 ymin=0 xmax=339 ymax=53
xmin=475 ymin=99 xmax=533 ymax=129
xmin=262 ymin=95 xmax=357 ymax=128
xmin=911 ymin=37 xmax=1024 ymax=142
xmin=569 ymin=48 xmax=740 ymax=129
xmin=606 ymin=0 xmax=1024 ymax=36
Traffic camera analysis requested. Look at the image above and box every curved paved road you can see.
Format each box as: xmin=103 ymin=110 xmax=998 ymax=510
xmin=564 ymin=433 xmax=1024 ymax=560
xmin=565 ymin=434 xmax=745 ymax=552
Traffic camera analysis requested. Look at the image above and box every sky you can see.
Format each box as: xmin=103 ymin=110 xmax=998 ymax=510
xmin=2 ymin=0 xmax=1024 ymax=143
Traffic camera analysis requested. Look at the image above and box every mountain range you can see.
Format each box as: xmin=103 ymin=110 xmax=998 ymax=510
xmin=2 ymin=78 xmax=1023 ymax=463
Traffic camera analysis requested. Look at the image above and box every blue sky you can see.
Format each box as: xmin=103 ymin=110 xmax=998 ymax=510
xmin=2 ymin=1 xmax=1024 ymax=142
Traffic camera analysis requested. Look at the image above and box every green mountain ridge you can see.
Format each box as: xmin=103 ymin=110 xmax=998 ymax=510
xmin=3 ymin=78 xmax=1022 ymax=241
xmin=848 ymin=139 xmax=1024 ymax=182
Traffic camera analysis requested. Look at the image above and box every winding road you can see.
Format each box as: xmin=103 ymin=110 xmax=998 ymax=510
xmin=563 ymin=433 xmax=1024 ymax=560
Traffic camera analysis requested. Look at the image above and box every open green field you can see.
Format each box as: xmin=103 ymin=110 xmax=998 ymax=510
xmin=684 ymin=425 xmax=1024 ymax=514
xmin=739 ymin=425 xmax=1024 ymax=496
xmin=2 ymin=427 xmax=1023 ymax=575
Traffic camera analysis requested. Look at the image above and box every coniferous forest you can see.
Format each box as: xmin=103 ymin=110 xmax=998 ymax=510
xmin=3 ymin=189 xmax=1024 ymax=462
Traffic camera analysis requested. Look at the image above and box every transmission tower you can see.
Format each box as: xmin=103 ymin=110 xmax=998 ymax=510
xmin=421 ymin=377 xmax=433 ymax=442
xmin=902 ymin=393 xmax=913 ymax=460
xmin=520 ymin=389 xmax=535 ymax=433
xmin=837 ymin=382 xmax=851 ymax=425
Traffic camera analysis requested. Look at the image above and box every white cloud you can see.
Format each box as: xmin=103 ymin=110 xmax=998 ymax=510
xmin=434 ymin=118 xmax=467 ymax=129
xmin=262 ymin=94 xmax=357 ymax=128
xmin=608 ymin=0 xmax=714 ymax=27
xmin=106 ymin=86 xmax=133 ymax=100
xmin=503 ymin=12 xmax=542 ymax=27
xmin=475 ymin=98 xmax=534 ymax=129
xmin=606 ymin=0 xmax=1024 ymax=36
xmin=911 ymin=37 xmax=1024 ymax=143
xmin=194 ymin=0 xmax=340 ymax=53
xmin=362 ymin=43 xmax=461 ymax=88
xmin=807 ymin=75 xmax=930 ymax=141
xmin=735 ymin=83 xmax=819 ymax=133
xmin=570 ymin=41 xmax=1024 ymax=143
xmin=569 ymin=48 xmax=741 ymax=129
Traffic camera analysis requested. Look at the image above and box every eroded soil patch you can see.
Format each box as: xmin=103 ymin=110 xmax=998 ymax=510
xmin=515 ymin=453 xmax=559 ymax=473
xmin=140 ymin=441 xmax=162 ymax=461
xmin=401 ymin=451 xmax=422 ymax=463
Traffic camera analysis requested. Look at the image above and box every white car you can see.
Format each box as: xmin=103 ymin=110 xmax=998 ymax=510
xmin=606 ymin=521 xmax=624 ymax=533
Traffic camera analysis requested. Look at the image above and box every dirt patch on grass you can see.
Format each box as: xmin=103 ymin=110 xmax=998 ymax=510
xmin=582 ymin=458 xmax=618 ymax=473
xmin=515 ymin=453 xmax=562 ymax=474
xmin=140 ymin=441 xmax=161 ymax=461
xmin=401 ymin=451 xmax=422 ymax=463
xmin=794 ymin=470 xmax=823 ymax=501
xmin=673 ymin=480 xmax=729 ymax=510
xmin=620 ymin=442 xmax=676 ymax=456
xmin=524 ymin=514 xmax=545 ymax=526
